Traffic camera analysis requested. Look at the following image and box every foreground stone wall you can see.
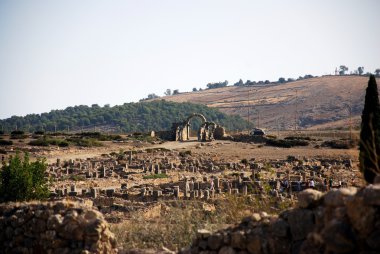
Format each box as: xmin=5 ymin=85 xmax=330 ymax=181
xmin=0 ymin=200 xmax=117 ymax=254
xmin=182 ymin=184 xmax=380 ymax=254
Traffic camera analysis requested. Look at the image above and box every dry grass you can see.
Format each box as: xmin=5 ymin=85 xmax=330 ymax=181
xmin=158 ymin=76 xmax=380 ymax=130
xmin=111 ymin=194 xmax=294 ymax=251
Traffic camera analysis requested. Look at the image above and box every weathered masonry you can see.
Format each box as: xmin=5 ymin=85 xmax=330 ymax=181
xmin=171 ymin=113 xmax=225 ymax=142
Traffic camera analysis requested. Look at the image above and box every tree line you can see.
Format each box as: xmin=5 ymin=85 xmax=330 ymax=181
xmin=156 ymin=68 xmax=380 ymax=95
xmin=0 ymin=100 xmax=251 ymax=133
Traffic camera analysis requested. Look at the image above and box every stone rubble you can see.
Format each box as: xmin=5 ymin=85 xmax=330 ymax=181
xmin=0 ymin=200 xmax=117 ymax=254
xmin=180 ymin=183 xmax=380 ymax=254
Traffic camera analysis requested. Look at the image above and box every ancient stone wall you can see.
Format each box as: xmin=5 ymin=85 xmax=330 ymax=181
xmin=0 ymin=200 xmax=117 ymax=254
xmin=182 ymin=184 xmax=380 ymax=254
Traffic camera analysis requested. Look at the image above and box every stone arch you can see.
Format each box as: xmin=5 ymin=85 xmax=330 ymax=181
xmin=185 ymin=113 xmax=207 ymax=126
xmin=183 ymin=113 xmax=207 ymax=141
xmin=170 ymin=113 xmax=224 ymax=142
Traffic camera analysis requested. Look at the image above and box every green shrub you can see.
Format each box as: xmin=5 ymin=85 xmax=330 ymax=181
xmin=29 ymin=138 xmax=49 ymax=146
xmin=58 ymin=140 xmax=69 ymax=147
xmin=29 ymin=137 xmax=70 ymax=147
xmin=0 ymin=153 xmax=49 ymax=202
xmin=10 ymin=132 xmax=27 ymax=139
xmin=67 ymin=137 xmax=102 ymax=147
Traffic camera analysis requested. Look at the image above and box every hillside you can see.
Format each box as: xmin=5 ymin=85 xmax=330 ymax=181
xmin=0 ymin=101 xmax=250 ymax=133
xmin=159 ymin=75 xmax=380 ymax=130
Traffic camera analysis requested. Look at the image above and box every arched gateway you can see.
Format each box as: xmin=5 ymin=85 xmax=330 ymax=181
xmin=173 ymin=113 xmax=224 ymax=142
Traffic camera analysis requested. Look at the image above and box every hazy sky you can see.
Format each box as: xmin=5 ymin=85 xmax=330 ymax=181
xmin=0 ymin=0 xmax=379 ymax=119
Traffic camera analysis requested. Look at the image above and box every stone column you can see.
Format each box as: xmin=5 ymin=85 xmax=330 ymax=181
xmin=153 ymin=190 xmax=162 ymax=200
xmin=155 ymin=164 xmax=160 ymax=174
xmin=90 ymin=188 xmax=98 ymax=198
xmin=174 ymin=186 xmax=180 ymax=198
xmin=194 ymin=182 xmax=200 ymax=190
xmin=129 ymin=151 xmax=133 ymax=165
xmin=242 ymin=185 xmax=248 ymax=195
xmin=214 ymin=177 xmax=220 ymax=189
xmin=141 ymin=187 xmax=147 ymax=196
xmin=210 ymin=190 xmax=215 ymax=199
xmin=204 ymin=190 xmax=210 ymax=200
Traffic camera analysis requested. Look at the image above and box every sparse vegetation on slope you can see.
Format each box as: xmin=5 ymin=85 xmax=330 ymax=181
xmin=160 ymin=76 xmax=380 ymax=130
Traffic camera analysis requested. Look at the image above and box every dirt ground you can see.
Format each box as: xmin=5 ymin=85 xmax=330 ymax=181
xmin=36 ymin=139 xmax=359 ymax=165
xmin=1 ymin=134 xmax=359 ymax=165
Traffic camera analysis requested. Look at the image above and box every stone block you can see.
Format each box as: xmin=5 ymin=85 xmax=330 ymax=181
xmin=288 ymin=208 xmax=315 ymax=241
xmin=298 ymin=189 xmax=323 ymax=208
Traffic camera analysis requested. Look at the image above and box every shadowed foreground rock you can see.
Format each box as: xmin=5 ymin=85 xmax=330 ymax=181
xmin=0 ymin=200 xmax=117 ymax=254
xmin=181 ymin=184 xmax=380 ymax=254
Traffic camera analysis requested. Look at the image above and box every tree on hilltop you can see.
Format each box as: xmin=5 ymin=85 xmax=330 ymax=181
xmin=147 ymin=93 xmax=159 ymax=99
xmin=358 ymin=66 xmax=364 ymax=75
xmin=359 ymin=75 xmax=380 ymax=183
xmin=375 ymin=69 xmax=380 ymax=77
xmin=234 ymin=79 xmax=244 ymax=86
xmin=164 ymin=89 xmax=172 ymax=96
xmin=339 ymin=65 xmax=348 ymax=75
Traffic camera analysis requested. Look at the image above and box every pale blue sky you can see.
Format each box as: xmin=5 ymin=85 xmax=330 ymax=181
xmin=0 ymin=0 xmax=379 ymax=119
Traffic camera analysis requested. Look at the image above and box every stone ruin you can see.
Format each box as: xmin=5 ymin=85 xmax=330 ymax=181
xmin=45 ymin=149 xmax=358 ymax=206
xmin=0 ymin=200 xmax=117 ymax=254
xmin=181 ymin=184 xmax=380 ymax=254
xmin=157 ymin=113 xmax=226 ymax=142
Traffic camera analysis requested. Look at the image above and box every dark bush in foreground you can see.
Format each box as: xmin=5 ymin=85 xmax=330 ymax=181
xmin=0 ymin=140 xmax=13 ymax=146
xmin=11 ymin=130 xmax=24 ymax=135
xmin=266 ymin=139 xmax=309 ymax=148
